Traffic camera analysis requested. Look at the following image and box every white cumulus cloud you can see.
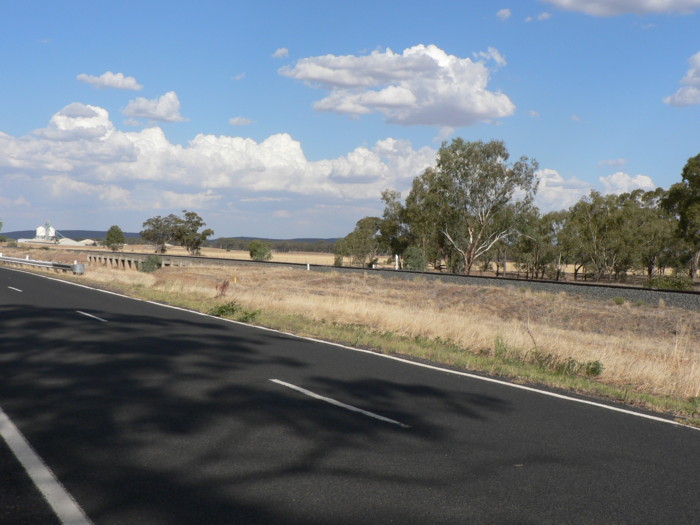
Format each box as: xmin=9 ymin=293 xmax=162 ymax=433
xmin=599 ymin=171 xmax=655 ymax=194
xmin=123 ymin=91 xmax=187 ymax=122
xmin=0 ymin=103 xmax=437 ymax=207
xmin=525 ymin=12 xmax=552 ymax=21
xmin=497 ymin=8 xmax=511 ymax=20
xmin=43 ymin=174 xmax=131 ymax=203
xmin=33 ymin=103 xmax=115 ymax=141
xmin=279 ymin=44 xmax=515 ymax=127
xmin=229 ymin=117 xmax=253 ymax=126
xmin=535 ymin=169 xmax=591 ymax=211
xmin=598 ymin=158 xmax=627 ymax=167
xmin=273 ymin=47 xmax=289 ymax=58
xmin=77 ymin=71 xmax=143 ymax=90
xmin=663 ymin=51 xmax=700 ymax=106
xmin=541 ymin=0 xmax=700 ymax=16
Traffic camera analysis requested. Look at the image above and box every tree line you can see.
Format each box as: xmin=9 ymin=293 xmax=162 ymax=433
xmin=212 ymin=237 xmax=336 ymax=253
xmin=103 ymin=210 xmax=215 ymax=255
xmin=336 ymin=138 xmax=700 ymax=286
xmin=103 ymin=212 xmax=337 ymax=258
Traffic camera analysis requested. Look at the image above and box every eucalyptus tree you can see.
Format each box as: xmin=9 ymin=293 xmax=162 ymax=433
xmin=664 ymin=153 xmax=700 ymax=278
xmin=512 ymin=209 xmax=562 ymax=279
xmin=563 ymin=191 xmax=629 ymax=281
xmin=402 ymin=167 xmax=457 ymax=271
xmin=378 ymin=189 xmax=410 ymax=262
xmin=141 ymin=210 xmax=213 ymax=255
xmin=104 ymin=225 xmax=126 ymax=252
xmin=619 ymin=188 xmax=676 ymax=277
xmin=336 ymin=216 xmax=383 ymax=267
xmin=140 ymin=214 xmax=179 ymax=253
xmin=172 ymin=210 xmax=214 ymax=255
xmin=433 ymin=139 xmax=539 ymax=275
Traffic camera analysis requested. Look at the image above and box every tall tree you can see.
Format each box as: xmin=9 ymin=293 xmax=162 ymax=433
xmin=104 ymin=225 xmax=126 ymax=252
xmin=563 ymin=191 xmax=629 ymax=280
xmin=378 ymin=189 xmax=410 ymax=261
xmin=172 ymin=210 xmax=214 ymax=255
xmin=434 ymin=139 xmax=539 ymax=275
xmin=403 ymin=168 xmax=454 ymax=270
xmin=337 ymin=217 xmax=383 ymax=267
xmin=620 ymin=189 xmax=676 ymax=278
xmin=664 ymin=153 xmax=700 ymax=278
xmin=140 ymin=214 xmax=179 ymax=253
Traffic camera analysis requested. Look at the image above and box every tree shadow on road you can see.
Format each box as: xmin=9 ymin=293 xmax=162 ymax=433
xmin=0 ymin=301 xmax=518 ymax=524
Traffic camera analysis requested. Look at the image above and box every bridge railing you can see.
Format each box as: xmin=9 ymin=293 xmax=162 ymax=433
xmin=0 ymin=253 xmax=85 ymax=275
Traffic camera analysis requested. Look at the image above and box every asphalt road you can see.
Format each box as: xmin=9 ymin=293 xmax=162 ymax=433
xmin=1 ymin=266 xmax=699 ymax=524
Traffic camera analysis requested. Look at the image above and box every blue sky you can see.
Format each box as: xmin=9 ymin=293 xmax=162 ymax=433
xmin=1 ymin=0 xmax=699 ymax=238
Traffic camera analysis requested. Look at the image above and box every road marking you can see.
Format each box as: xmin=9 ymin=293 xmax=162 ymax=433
xmin=76 ymin=311 xmax=107 ymax=323
xmin=0 ymin=407 xmax=93 ymax=525
xmin=8 ymin=286 xmax=23 ymax=292
xmin=16 ymin=269 xmax=699 ymax=431
xmin=270 ymin=379 xmax=411 ymax=428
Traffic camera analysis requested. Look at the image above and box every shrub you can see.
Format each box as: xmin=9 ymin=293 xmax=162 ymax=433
xmin=643 ymin=276 xmax=694 ymax=291
xmin=208 ymin=301 xmax=260 ymax=322
xmin=140 ymin=255 xmax=162 ymax=273
xmin=526 ymin=350 xmax=603 ymax=377
xmin=403 ymin=246 xmax=427 ymax=271
xmin=248 ymin=240 xmax=272 ymax=261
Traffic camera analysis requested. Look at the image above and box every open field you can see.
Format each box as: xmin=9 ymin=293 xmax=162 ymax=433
xmin=2 ymin=244 xmax=699 ymax=422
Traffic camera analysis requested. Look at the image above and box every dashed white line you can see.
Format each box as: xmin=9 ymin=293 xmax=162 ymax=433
xmin=0 ymin=407 xmax=93 ymax=525
xmin=76 ymin=311 xmax=107 ymax=323
xmin=8 ymin=286 xmax=23 ymax=292
xmin=270 ymin=379 xmax=411 ymax=428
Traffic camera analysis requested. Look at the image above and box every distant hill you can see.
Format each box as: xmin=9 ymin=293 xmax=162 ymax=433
xmin=217 ymin=236 xmax=339 ymax=243
xmin=2 ymin=230 xmax=141 ymax=240
xmin=1 ymin=231 xmax=339 ymax=250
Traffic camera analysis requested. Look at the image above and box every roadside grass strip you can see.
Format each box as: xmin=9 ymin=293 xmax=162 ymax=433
xmin=0 ymin=407 xmax=93 ymax=525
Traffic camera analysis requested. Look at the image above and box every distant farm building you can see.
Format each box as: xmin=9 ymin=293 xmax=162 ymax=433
xmin=18 ymin=221 xmax=82 ymax=246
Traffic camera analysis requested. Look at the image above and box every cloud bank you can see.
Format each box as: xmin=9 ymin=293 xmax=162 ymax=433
xmin=279 ymin=44 xmax=515 ymax=127
xmin=0 ymin=103 xmax=436 ymax=215
xmin=542 ymin=0 xmax=700 ymax=16
xmin=0 ymin=102 xmax=659 ymax=234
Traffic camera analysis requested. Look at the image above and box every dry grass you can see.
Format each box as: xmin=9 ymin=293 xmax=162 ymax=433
xmin=4 ymin=245 xmax=700 ymax=407
xmin=87 ymin=261 xmax=700 ymax=400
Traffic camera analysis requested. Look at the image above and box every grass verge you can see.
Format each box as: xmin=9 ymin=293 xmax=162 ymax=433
xmin=246 ymin=309 xmax=699 ymax=425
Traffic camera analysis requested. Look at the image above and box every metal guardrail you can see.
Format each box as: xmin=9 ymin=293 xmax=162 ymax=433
xmin=0 ymin=253 xmax=85 ymax=275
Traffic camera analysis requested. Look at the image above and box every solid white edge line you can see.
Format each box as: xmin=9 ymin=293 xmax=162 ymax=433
xmin=0 ymin=407 xmax=93 ymax=525
xmin=76 ymin=311 xmax=108 ymax=323
xmin=7 ymin=266 xmax=699 ymax=432
xmin=270 ymin=379 xmax=410 ymax=428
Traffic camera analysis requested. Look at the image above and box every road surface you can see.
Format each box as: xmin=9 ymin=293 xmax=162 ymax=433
xmin=1 ymin=267 xmax=699 ymax=524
